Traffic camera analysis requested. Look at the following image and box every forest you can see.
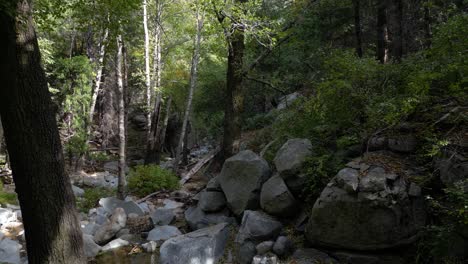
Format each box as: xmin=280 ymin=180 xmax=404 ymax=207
xmin=0 ymin=0 xmax=467 ymax=263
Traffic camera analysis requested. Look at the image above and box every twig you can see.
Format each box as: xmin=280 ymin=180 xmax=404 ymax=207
xmin=136 ymin=191 xmax=162 ymax=203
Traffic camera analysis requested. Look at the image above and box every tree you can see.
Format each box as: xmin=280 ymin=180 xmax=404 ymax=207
xmin=116 ymin=33 xmax=127 ymax=199
xmin=0 ymin=0 xmax=85 ymax=262
xmin=173 ymin=5 xmax=204 ymax=171
xmin=143 ymin=0 xmax=152 ymax=134
xmin=377 ymin=0 xmax=389 ymax=63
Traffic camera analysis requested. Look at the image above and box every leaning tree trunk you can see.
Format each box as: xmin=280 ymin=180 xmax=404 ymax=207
xmin=221 ymin=1 xmax=246 ymax=161
xmin=377 ymin=0 xmax=389 ymax=63
xmin=0 ymin=0 xmax=85 ymax=263
xmin=353 ymin=0 xmax=363 ymax=58
xmin=173 ymin=10 xmax=203 ymax=171
xmin=143 ymin=0 xmax=152 ymax=135
xmin=116 ymin=34 xmax=127 ymax=200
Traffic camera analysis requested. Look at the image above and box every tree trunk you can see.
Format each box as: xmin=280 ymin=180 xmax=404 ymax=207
xmin=0 ymin=0 xmax=85 ymax=263
xmin=353 ymin=0 xmax=363 ymax=57
xmin=159 ymin=97 xmax=172 ymax=158
xmin=393 ymin=0 xmax=403 ymax=61
xmin=145 ymin=0 xmax=164 ymax=165
xmin=377 ymin=0 xmax=389 ymax=63
xmin=423 ymin=0 xmax=432 ymax=48
xmin=116 ymin=34 xmax=127 ymax=200
xmin=173 ymin=10 xmax=203 ymax=171
xmin=221 ymin=1 xmax=246 ymax=161
xmin=143 ymin=0 xmax=152 ymax=135
xmin=0 ymin=116 xmax=3 ymax=155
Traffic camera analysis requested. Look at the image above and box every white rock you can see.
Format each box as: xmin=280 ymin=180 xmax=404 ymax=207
xmin=0 ymin=238 xmax=22 ymax=264
xmin=101 ymin=238 xmax=130 ymax=252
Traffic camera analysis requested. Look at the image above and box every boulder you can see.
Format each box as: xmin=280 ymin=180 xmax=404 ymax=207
xmin=141 ymin=241 xmax=158 ymax=253
xmin=72 ymin=185 xmax=85 ymax=197
xmin=367 ymin=136 xmax=388 ymax=151
xmin=219 ymin=150 xmax=271 ymax=215
xmin=260 ymin=175 xmax=297 ymax=216
xmin=332 ymin=251 xmax=405 ymax=264
xmin=291 ymin=248 xmax=338 ymax=264
xmin=252 ymin=253 xmax=279 ymax=264
xmin=388 ymin=134 xmax=417 ymax=153
xmin=274 ymin=138 xmax=312 ymax=177
xmin=83 ymin=234 xmax=101 ymax=258
xmin=206 ymin=177 xmax=221 ymax=191
xmin=306 ymin=161 xmax=426 ymax=250
xmin=147 ymin=225 xmax=182 ymax=242
xmin=184 ymin=206 xmax=235 ymax=231
xmin=161 ymin=199 xmax=184 ymax=210
xmin=236 ymin=210 xmax=283 ymax=244
xmin=101 ymin=238 xmax=130 ymax=252
xmin=160 ymin=223 xmax=230 ymax=264
xmin=0 ymin=208 xmax=14 ymax=225
xmin=434 ymin=149 xmax=468 ymax=186
xmin=0 ymin=238 xmax=21 ymax=264
xmin=151 ymin=208 xmax=175 ymax=226
xmin=272 ymin=236 xmax=294 ymax=257
xmin=99 ymin=197 xmax=144 ymax=216
xmin=238 ymin=241 xmax=256 ymax=264
xmin=93 ymin=207 xmax=127 ymax=245
xmin=256 ymin=241 xmax=274 ymax=255
xmin=82 ymin=222 xmax=100 ymax=236
xmin=199 ymin=191 xmax=227 ymax=212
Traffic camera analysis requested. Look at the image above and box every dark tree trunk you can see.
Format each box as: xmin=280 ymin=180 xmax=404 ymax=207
xmin=423 ymin=0 xmax=432 ymax=48
xmin=377 ymin=0 xmax=389 ymax=63
xmin=0 ymin=0 xmax=85 ymax=263
xmin=221 ymin=2 xmax=246 ymax=161
xmin=353 ymin=0 xmax=363 ymax=57
xmin=144 ymin=95 xmax=162 ymax=164
xmin=393 ymin=0 xmax=404 ymax=61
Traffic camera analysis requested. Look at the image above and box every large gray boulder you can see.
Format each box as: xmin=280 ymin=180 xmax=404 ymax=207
xmin=0 ymin=238 xmax=21 ymax=264
xmin=99 ymin=197 xmax=144 ymax=216
xmin=160 ymin=223 xmax=230 ymax=264
xmin=83 ymin=234 xmax=102 ymax=258
xmin=291 ymin=248 xmax=338 ymax=264
xmin=150 ymin=208 xmax=175 ymax=226
xmin=93 ymin=207 xmax=127 ymax=245
xmin=147 ymin=225 xmax=182 ymax=242
xmin=260 ymin=175 xmax=297 ymax=216
xmin=184 ymin=206 xmax=235 ymax=231
xmin=274 ymin=139 xmax=312 ymax=194
xmin=199 ymin=191 xmax=227 ymax=212
xmin=219 ymin=150 xmax=271 ymax=215
xmin=306 ymin=160 xmax=426 ymax=250
xmin=236 ymin=210 xmax=283 ymax=244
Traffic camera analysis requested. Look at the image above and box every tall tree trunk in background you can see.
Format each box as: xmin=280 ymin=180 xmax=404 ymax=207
xmin=0 ymin=117 xmax=3 ymax=155
xmin=377 ymin=0 xmax=389 ymax=63
xmin=393 ymin=0 xmax=403 ymax=61
xmin=173 ymin=10 xmax=203 ymax=171
xmin=423 ymin=0 xmax=432 ymax=48
xmin=221 ymin=0 xmax=246 ymax=161
xmin=143 ymin=0 xmax=152 ymax=135
xmin=0 ymin=0 xmax=85 ymax=262
xmin=145 ymin=0 xmax=164 ymax=165
xmin=353 ymin=0 xmax=363 ymax=57
xmin=159 ymin=97 xmax=172 ymax=156
xmin=116 ymin=34 xmax=127 ymax=200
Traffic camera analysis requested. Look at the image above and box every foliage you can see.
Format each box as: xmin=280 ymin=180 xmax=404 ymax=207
xmin=76 ymin=187 xmax=115 ymax=213
xmin=0 ymin=181 xmax=18 ymax=206
xmin=128 ymin=165 xmax=180 ymax=197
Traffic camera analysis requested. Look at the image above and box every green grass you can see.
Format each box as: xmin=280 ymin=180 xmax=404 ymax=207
xmin=0 ymin=181 xmax=18 ymax=205
xmin=76 ymin=187 xmax=115 ymax=212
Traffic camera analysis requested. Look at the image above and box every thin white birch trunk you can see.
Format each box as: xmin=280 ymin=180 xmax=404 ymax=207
xmin=116 ymin=34 xmax=127 ymax=200
xmin=143 ymin=0 xmax=152 ymax=135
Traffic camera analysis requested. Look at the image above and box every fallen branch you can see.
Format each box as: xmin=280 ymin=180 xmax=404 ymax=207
xmin=179 ymin=148 xmax=219 ymax=185
xmin=136 ymin=191 xmax=162 ymax=203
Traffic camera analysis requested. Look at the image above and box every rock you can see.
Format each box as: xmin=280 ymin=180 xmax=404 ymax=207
xmin=260 ymin=175 xmax=297 ymax=216
xmin=72 ymin=185 xmax=85 ymax=197
xmin=291 ymin=248 xmax=338 ymax=264
xmin=138 ymin=202 xmax=150 ymax=213
xmin=388 ymin=134 xmax=417 ymax=153
xmin=83 ymin=234 xmax=101 ymax=258
xmin=147 ymin=225 xmax=182 ymax=242
xmin=151 ymin=208 xmax=175 ymax=226
xmin=272 ymin=236 xmax=294 ymax=257
xmin=103 ymin=161 xmax=129 ymax=173
xmin=335 ymin=168 xmax=359 ymax=193
xmin=116 ymin=228 xmax=130 ymax=238
xmin=101 ymin=238 xmax=130 ymax=252
xmin=434 ymin=150 xmax=468 ymax=186
xmin=219 ymin=150 xmax=271 ymax=215
xmin=206 ymin=177 xmax=221 ymax=191
xmin=0 ymin=238 xmax=21 ymax=264
xmin=332 ymin=251 xmax=405 ymax=264
xmin=199 ymin=191 xmax=227 ymax=212
xmin=127 ymin=215 xmax=154 ymax=233
xmin=256 ymin=241 xmax=274 ymax=254
xmin=252 ymin=253 xmax=279 ymax=264
xmin=0 ymin=208 xmax=14 ymax=225
xmin=142 ymin=241 xmax=158 ymax=253
xmin=99 ymin=197 xmax=144 ymax=216
xmin=277 ymin=92 xmax=302 ymax=110
xmin=184 ymin=206 xmax=235 ymax=231
xmin=238 ymin=241 xmax=256 ymax=264
xmin=160 ymin=223 xmax=230 ymax=264
xmin=306 ymin=163 xmax=426 ymax=250
xmin=161 ymin=199 xmax=184 ymax=210
xmin=93 ymin=207 xmax=127 ymax=245
xmin=274 ymin=138 xmax=312 ymax=177
xmin=82 ymin=222 xmax=100 ymax=236
xmin=367 ymin=136 xmax=388 ymax=151
xmin=408 ymin=182 xmax=422 ymax=197
xmin=236 ymin=210 xmax=283 ymax=244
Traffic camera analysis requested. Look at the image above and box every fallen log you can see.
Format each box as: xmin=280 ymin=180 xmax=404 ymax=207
xmin=179 ymin=148 xmax=219 ymax=185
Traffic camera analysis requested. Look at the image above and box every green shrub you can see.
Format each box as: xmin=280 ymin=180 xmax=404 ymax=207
xmin=128 ymin=165 xmax=180 ymax=197
xmin=0 ymin=181 xmax=18 ymax=206
xmin=76 ymin=187 xmax=115 ymax=212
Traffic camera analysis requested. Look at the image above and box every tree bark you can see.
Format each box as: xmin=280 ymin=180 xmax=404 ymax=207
xmin=116 ymin=34 xmax=127 ymax=200
xmin=353 ymin=0 xmax=363 ymax=57
xmin=393 ymin=0 xmax=404 ymax=61
xmin=221 ymin=0 xmax=246 ymax=161
xmin=159 ymin=97 xmax=172 ymax=157
xmin=173 ymin=9 xmax=203 ymax=171
xmin=0 ymin=0 xmax=85 ymax=263
xmin=143 ymin=0 xmax=152 ymax=135
xmin=377 ymin=0 xmax=389 ymax=63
